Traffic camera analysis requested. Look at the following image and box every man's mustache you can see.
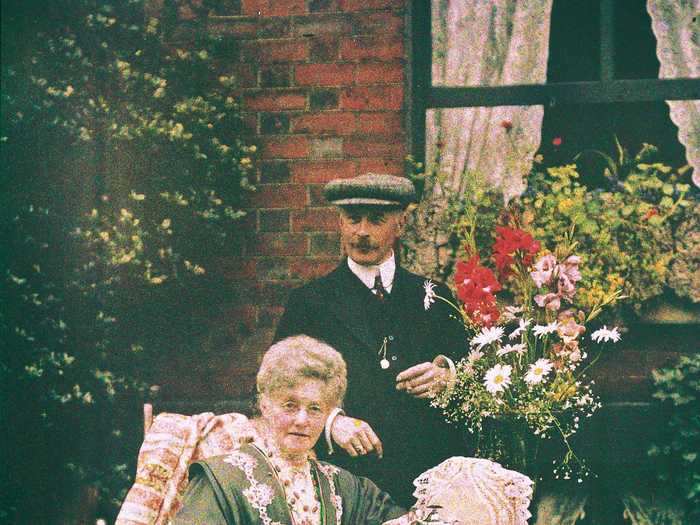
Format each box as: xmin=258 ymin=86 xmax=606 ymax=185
xmin=352 ymin=240 xmax=376 ymax=250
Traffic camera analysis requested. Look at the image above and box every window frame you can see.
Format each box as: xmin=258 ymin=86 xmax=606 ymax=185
xmin=408 ymin=0 xmax=700 ymax=161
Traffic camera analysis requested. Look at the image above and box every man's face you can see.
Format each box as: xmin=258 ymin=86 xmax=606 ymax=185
xmin=339 ymin=206 xmax=406 ymax=266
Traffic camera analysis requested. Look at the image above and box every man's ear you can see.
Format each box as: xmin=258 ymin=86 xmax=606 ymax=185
xmin=395 ymin=210 xmax=408 ymax=233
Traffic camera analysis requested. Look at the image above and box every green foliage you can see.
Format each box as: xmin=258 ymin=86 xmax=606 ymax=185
xmin=522 ymin=144 xmax=695 ymax=314
xmin=1 ymin=1 xmax=253 ymax=521
xmin=439 ymin=143 xmax=698 ymax=317
xmin=648 ymin=354 xmax=700 ymax=521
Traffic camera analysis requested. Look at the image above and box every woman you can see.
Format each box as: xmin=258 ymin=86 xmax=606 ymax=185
xmin=117 ymin=335 xmax=532 ymax=524
xmin=173 ymin=335 xmax=407 ymax=524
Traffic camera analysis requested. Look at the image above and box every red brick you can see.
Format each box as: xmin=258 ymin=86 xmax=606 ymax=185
xmin=241 ymin=112 xmax=258 ymax=134
xmin=356 ymin=112 xmax=403 ymax=135
xmin=241 ymin=39 xmax=309 ymax=63
xmin=223 ymin=64 xmax=257 ymax=87
xmin=261 ymin=136 xmax=311 ymax=159
xmin=218 ymin=257 xmax=257 ymax=280
xmin=356 ymin=62 xmax=404 ymax=84
xmin=259 ymin=209 xmax=291 ymax=231
xmin=340 ymin=86 xmax=403 ymax=110
xmin=352 ymin=11 xmax=404 ymax=35
xmin=343 ymin=137 xmax=404 ymax=158
xmin=295 ymin=63 xmax=355 ymax=86
xmin=340 ymin=0 xmax=403 ymax=11
xmin=211 ymin=17 xmax=290 ymax=38
xmin=247 ymin=233 xmax=308 ymax=256
xmin=293 ymin=15 xmax=353 ymax=36
xmin=253 ymin=280 xmax=300 ymax=305
xmin=292 ymin=112 xmax=356 ymax=135
xmin=310 ymin=233 xmax=341 ymax=256
xmin=289 ymin=258 xmax=339 ymax=280
xmin=258 ymin=305 xmax=286 ymax=328
xmin=243 ymin=90 xmax=307 ymax=111
xmin=309 ymin=137 xmax=343 ymax=159
xmin=308 ymin=184 xmax=328 ymax=205
xmin=290 ymin=160 xmax=356 ymax=182
xmin=242 ymin=0 xmax=306 ymax=16
xmin=292 ymin=208 xmax=339 ymax=232
xmin=247 ymin=183 xmax=307 ymax=208
xmin=221 ymin=306 xmax=258 ymax=333
xmin=210 ymin=19 xmax=257 ymax=38
xmin=257 ymin=257 xmax=291 ymax=280
xmin=357 ymin=158 xmax=404 ymax=175
xmin=309 ymin=0 xmax=341 ymax=14
xmin=340 ymin=36 xmax=404 ymax=61
xmin=309 ymin=36 xmax=340 ymax=62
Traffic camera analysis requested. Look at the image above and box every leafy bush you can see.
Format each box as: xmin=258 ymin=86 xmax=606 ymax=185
xmin=648 ymin=354 xmax=700 ymax=521
xmin=1 ymin=1 xmax=253 ymax=521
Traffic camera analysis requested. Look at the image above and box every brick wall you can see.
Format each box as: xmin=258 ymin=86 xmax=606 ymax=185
xmin=176 ymin=0 xmax=410 ymax=399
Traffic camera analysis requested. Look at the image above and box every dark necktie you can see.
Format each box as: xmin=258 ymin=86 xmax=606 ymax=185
xmin=372 ymin=273 xmax=387 ymax=301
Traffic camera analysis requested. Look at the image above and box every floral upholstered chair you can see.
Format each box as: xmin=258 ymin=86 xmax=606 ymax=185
xmin=115 ymin=409 xmax=257 ymax=525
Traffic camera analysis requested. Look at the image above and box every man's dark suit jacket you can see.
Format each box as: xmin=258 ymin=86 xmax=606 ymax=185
xmin=274 ymin=261 xmax=467 ymax=507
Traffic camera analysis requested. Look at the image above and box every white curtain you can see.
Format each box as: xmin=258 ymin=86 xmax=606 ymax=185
xmin=406 ymin=0 xmax=553 ymax=276
xmin=647 ymin=0 xmax=700 ymax=187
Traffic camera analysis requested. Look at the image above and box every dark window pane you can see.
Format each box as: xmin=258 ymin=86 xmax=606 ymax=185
xmin=547 ymin=0 xmax=600 ymax=82
xmin=614 ymin=0 xmax=661 ymax=80
xmin=539 ymin=100 xmax=689 ymax=185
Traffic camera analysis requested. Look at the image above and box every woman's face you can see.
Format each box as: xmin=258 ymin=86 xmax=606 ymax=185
xmin=261 ymin=379 xmax=332 ymax=457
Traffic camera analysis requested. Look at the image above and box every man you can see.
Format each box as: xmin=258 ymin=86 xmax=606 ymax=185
xmin=274 ymin=173 xmax=467 ymax=506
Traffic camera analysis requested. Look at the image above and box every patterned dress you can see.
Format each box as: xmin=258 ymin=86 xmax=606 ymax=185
xmin=173 ymin=443 xmax=405 ymax=525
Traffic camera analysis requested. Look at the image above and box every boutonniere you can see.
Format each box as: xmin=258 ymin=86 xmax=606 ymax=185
xmin=423 ymin=279 xmax=437 ymax=310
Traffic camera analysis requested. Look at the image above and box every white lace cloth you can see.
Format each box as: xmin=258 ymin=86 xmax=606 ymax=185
xmin=410 ymin=457 xmax=534 ymax=525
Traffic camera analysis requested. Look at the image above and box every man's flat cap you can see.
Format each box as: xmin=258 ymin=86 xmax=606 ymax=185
xmin=323 ymin=173 xmax=416 ymax=207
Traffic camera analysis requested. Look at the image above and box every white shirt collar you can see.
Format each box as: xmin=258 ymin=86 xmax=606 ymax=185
xmin=347 ymin=252 xmax=396 ymax=293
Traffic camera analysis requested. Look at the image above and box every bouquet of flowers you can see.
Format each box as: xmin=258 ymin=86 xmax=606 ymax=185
xmin=425 ymin=221 xmax=623 ymax=482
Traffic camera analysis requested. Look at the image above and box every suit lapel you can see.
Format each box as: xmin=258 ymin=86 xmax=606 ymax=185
xmin=323 ymin=262 xmax=380 ymax=351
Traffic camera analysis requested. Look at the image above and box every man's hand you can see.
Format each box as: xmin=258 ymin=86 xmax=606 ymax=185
xmin=331 ymin=415 xmax=383 ymax=458
xmin=395 ymin=362 xmax=450 ymax=399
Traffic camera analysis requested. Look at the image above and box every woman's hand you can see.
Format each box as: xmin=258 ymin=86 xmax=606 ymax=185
xmin=331 ymin=415 xmax=383 ymax=458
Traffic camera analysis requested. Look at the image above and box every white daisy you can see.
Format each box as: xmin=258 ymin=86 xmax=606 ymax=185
xmin=525 ymin=358 xmax=554 ymax=385
xmin=484 ymin=364 xmax=512 ymax=394
xmin=591 ymin=325 xmax=621 ymax=343
xmin=497 ymin=343 xmax=527 ymax=357
xmin=508 ymin=318 xmax=531 ymax=340
xmin=470 ymin=326 xmax=505 ymax=350
xmin=501 ymin=305 xmax=524 ymax=322
xmin=423 ymin=280 xmax=437 ymax=310
xmin=532 ymin=321 xmax=559 ymax=338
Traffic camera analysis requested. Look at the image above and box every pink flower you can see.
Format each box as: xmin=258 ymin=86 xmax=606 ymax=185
xmin=535 ymin=292 xmax=561 ymax=311
xmin=530 ymin=254 xmax=558 ymax=288
xmin=557 ymin=317 xmax=586 ymax=344
xmin=557 ymin=256 xmax=582 ymax=300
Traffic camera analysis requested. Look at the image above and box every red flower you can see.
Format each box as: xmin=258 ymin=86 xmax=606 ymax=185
xmin=643 ymin=208 xmax=659 ymax=221
xmin=492 ymin=226 xmax=540 ymax=278
xmin=454 ymin=255 xmax=501 ymax=326
xmin=552 ymin=137 xmax=562 ymax=147
xmin=500 ymin=120 xmax=513 ymax=131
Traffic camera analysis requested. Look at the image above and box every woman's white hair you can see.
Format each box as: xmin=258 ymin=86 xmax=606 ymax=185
xmin=256 ymin=335 xmax=347 ymax=407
